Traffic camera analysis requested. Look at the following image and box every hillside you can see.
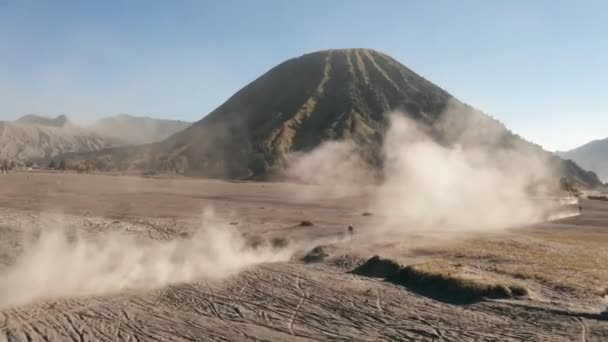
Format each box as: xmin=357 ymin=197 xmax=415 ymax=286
xmin=90 ymin=114 xmax=191 ymax=145
xmin=558 ymin=139 xmax=608 ymax=182
xmin=0 ymin=116 xmax=107 ymax=163
xmin=15 ymin=114 xmax=70 ymax=127
xmin=0 ymin=114 xmax=194 ymax=165
xmin=61 ymin=49 xmax=602 ymax=187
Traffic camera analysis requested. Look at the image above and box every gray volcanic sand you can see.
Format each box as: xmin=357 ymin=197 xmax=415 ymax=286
xmin=0 ymin=172 xmax=607 ymax=341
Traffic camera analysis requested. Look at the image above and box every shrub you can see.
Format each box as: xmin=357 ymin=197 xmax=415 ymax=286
xmin=301 ymin=245 xmax=331 ymax=263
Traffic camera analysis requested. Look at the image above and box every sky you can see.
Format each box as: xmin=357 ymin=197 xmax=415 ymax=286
xmin=0 ymin=0 xmax=606 ymax=151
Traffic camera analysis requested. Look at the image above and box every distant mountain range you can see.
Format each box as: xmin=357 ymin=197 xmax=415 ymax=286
xmin=0 ymin=114 xmax=191 ymax=164
xmin=558 ymin=139 xmax=608 ymax=182
xmin=58 ymin=48 xmax=602 ymax=188
xmin=0 ymin=115 xmax=106 ymax=162
xmin=15 ymin=114 xmax=71 ymax=127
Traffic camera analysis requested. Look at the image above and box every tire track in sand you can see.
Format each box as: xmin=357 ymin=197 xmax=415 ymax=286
xmin=288 ymin=273 xmax=307 ymax=335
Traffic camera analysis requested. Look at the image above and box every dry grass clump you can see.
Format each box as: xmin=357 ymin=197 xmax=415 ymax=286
xmin=331 ymin=254 xmax=367 ymax=270
xmin=389 ymin=260 xmax=528 ymax=303
xmin=270 ymin=236 xmax=289 ymax=248
xmin=354 ymin=257 xmax=527 ymax=303
xmin=508 ymin=283 xmax=529 ymax=297
xmin=353 ymin=255 xmax=402 ymax=278
xmin=301 ymin=245 xmax=331 ymax=263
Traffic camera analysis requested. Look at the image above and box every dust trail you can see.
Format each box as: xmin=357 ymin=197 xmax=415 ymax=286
xmin=0 ymin=209 xmax=294 ymax=309
xmin=286 ymin=102 xmax=570 ymax=241
xmin=372 ymin=112 xmax=558 ymax=234
xmin=286 ymin=140 xmax=374 ymax=199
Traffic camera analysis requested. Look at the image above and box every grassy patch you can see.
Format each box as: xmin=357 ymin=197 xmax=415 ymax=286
xmin=411 ymin=228 xmax=608 ymax=298
xmin=354 ymin=257 xmax=527 ymax=304
xmin=389 ymin=260 xmax=527 ymax=304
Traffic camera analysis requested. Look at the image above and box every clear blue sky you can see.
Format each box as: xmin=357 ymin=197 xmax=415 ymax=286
xmin=0 ymin=0 xmax=606 ymax=151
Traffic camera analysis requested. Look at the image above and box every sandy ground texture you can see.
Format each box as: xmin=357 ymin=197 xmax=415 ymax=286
xmin=0 ymin=172 xmax=607 ymax=341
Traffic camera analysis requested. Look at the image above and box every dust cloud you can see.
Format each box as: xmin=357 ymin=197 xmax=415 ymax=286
xmin=0 ymin=103 xmax=573 ymax=309
xmin=287 ymin=101 xmax=568 ymax=236
xmin=0 ymin=209 xmax=293 ymax=309
xmin=286 ymin=140 xmax=374 ymax=199
xmin=373 ymin=113 xmax=556 ymax=233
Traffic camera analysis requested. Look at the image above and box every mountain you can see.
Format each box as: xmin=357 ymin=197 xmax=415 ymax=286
xmin=61 ymin=49 xmax=602 ymax=187
xmin=15 ymin=114 xmax=70 ymax=127
xmin=90 ymin=114 xmax=191 ymax=145
xmin=0 ymin=114 xmax=192 ymax=165
xmin=558 ymin=139 xmax=608 ymax=182
xmin=0 ymin=115 xmax=107 ymax=163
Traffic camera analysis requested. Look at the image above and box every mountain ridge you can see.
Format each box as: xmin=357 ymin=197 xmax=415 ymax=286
xmin=557 ymin=138 xmax=608 ymax=182
xmin=57 ymin=48 xmax=602 ymax=188
xmin=15 ymin=114 xmax=71 ymax=127
xmin=0 ymin=120 xmax=107 ymax=162
xmin=0 ymin=114 xmax=191 ymax=164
